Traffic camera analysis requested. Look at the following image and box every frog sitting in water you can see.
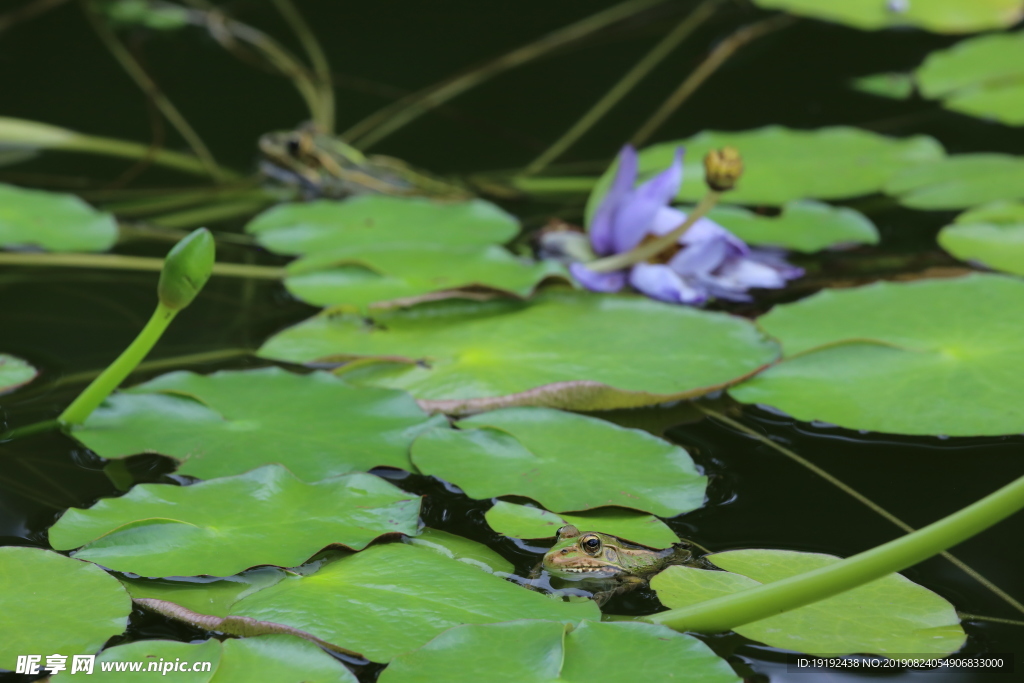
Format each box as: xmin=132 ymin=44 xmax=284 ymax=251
xmin=539 ymin=524 xmax=698 ymax=606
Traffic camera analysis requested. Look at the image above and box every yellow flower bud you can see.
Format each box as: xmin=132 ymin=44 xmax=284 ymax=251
xmin=703 ymin=146 xmax=744 ymax=192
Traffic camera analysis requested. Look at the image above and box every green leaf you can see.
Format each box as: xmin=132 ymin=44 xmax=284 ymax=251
xmin=412 ymin=407 xmax=705 ymax=517
xmin=939 ymin=201 xmax=1024 ymax=275
xmin=48 ymin=464 xmax=420 ymax=576
xmin=72 ymin=368 xmax=441 ymax=481
xmin=752 ymin=0 xmax=1024 ymax=33
xmin=379 ymin=620 xmax=741 ymax=683
xmin=229 ymin=543 xmax=600 ymax=662
xmin=652 ymin=549 xmax=965 ymax=656
xmin=850 ymin=72 xmax=915 ymax=100
xmin=0 ymin=353 xmax=37 ymax=394
xmin=259 ymin=291 xmax=779 ymax=414
xmin=485 ymin=501 xmax=680 ymax=548
xmin=916 ymin=30 xmax=1024 ymax=126
xmin=885 ymin=154 xmax=1024 ymax=209
xmin=0 ymin=547 xmax=131 ymax=670
xmin=51 ymin=635 xmax=357 ymax=683
xmin=245 ymin=196 xmax=519 ymax=256
xmin=403 ymin=528 xmax=514 ymax=574
xmin=121 ymin=567 xmax=289 ymax=617
xmin=284 ymin=243 xmax=567 ymax=308
xmin=0 ymin=182 xmax=117 ymax=252
xmin=708 ymin=201 xmax=879 ymax=253
xmin=731 ymin=274 xmax=1024 ymax=435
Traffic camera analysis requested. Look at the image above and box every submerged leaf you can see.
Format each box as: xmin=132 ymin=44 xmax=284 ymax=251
xmin=485 ymin=501 xmax=680 ymax=548
xmin=0 ymin=353 xmax=37 ymax=394
xmin=708 ymin=201 xmax=879 ymax=252
xmin=886 ymin=154 xmax=1024 ymax=209
xmin=850 ymin=72 xmax=915 ymax=100
xmin=259 ymin=291 xmax=779 ymax=414
xmin=652 ymin=549 xmax=965 ymax=656
xmin=731 ymin=274 xmax=1024 ymax=435
xmin=752 ymin=0 xmax=1024 ymax=33
xmin=48 ymin=465 xmax=420 ymax=576
xmin=412 ymin=407 xmax=705 ymax=517
xmin=0 ymin=547 xmax=132 ymax=670
xmin=938 ymin=201 xmax=1024 ymax=275
xmin=0 ymin=183 xmax=117 ymax=252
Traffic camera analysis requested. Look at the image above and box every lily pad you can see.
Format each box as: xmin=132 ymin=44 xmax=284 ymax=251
xmin=851 ymin=72 xmax=915 ymax=100
xmin=916 ymin=31 xmax=1024 ymax=126
xmin=752 ymin=0 xmax=1024 ymax=33
xmin=229 ymin=543 xmax=600 ymax=662
xmin=51 ymin=636 xmax=357 ymax=683
xmin=730 ymin=274 xmax=1024 ymax=435
xmin=121 ymin=567 xmax=290 ymax=617
xmin=0 ymin=182 xmax=118 ymax=252
xmin=0 ymin=353 xmax=37 ymax=394
xmin=885 ymin=154 xmax=1024 ymax=209
xmin=284 ymin=243 xmax=567 ymax=308
xmin=485 ymin=501 xmax=680 ymax=548
xmin=379 ymin=620 xmax=740 ymax=683
xmin=48 ymin=464 xmax=420 ymax=576
xmin=708 ymin=201 xmax=879 ymax=253
xmin=411 ymin=407 xmax=705 ymax=517
xmin=403 ymin=528 xmax=514 ymax=574
xmin=939 ymin=201 xmax=1024 ymax=275
xmin=259 ymin=290 xmax=779 ymax=414
xmin=652 ymin=549 xmax=965 ymax=656
xmin=72 ymin=367 xmax=442 ymax=481
xmin=0 ymin=547 xmax=132 ymax=671
xmin=245 ymin=196 xmax=519 ymax=256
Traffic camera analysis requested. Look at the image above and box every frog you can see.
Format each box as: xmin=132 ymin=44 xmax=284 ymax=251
xmin=258 ymin=123 xmax=469 ymax=199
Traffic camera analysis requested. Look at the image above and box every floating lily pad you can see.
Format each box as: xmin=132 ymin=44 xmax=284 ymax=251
xmin=403 ymin=528 xmax=513 ymax=574
xmin=284 ymin=243 xmax=567 ymax=308
xmin=708 ymin=201 xmax=878 ymax=253
xmin=229 ymin=543 xmax=599 ymax=662
xmin=121 ymin=567 xmax=290 ymax=617
xmin=851 ymin=72 xmax=915 ymax=100
xmin=51 ymin=636 xmax=357 ymax=683
xmin=0 ymin=547 xmax=132 ymax=671
xmin=752 ymin=0 xmax=1024 ymax=33
xmin=885 ymin=154 xmax=1024 ymax=209
xmin=245 ymin=196 xmax=519 ymax=256
xmin=938 ymin=201 xmax=1024 ymax=275
xmin=0 ymin=183 xmax=118 ymax=252
xmin=72 ymin=368 xmax=442 ymax=481
xmin=412 ymin=407 xmax=705 ymax=517
xmin=485 ymin=501 xmax=680 ymax=548
xmin=259 ymin=291 xmax=778 ymax=414
xmin=48 ymin=464 xmax=420 ymax=576
xmin=652 ymin=549 xmax=965 ymax=656
xmin=379 ymin=620 xmax=740 ymax=683
xmin=916 ymin=31 xmax=1024 ymax=126
xmin=0 ymin=354 xmax=36 ymax=394
xmin=731 ymin=274 xmax=1024 ymax=435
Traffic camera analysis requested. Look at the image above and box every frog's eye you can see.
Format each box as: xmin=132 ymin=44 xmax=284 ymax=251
xmin=581 ymin=535 xmax=602 ymax=554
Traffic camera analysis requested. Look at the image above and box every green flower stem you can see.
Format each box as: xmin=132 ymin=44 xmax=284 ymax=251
xmin=58 ymin=302 xmax=178 ymax=426
xmin=587 ymin=191 xmax=721 ymax=273
xmin=646 ymin=471 xmax=1024 ymax=633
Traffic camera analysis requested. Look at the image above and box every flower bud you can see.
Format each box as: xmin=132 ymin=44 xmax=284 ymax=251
xmin=703 ymin=146 xmax=744 ymax=192
xmin=158 ymin=227 xmax=215 ymax=310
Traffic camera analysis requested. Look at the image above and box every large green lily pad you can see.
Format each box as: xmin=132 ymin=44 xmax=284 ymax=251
xmin=403 ymin=528 xmax=514 ymax=574
xmin=51 ymin=636 xmax=357 ymax=683
xmin=245 ymin=196 xmax=519 ymax=256
xmin=731 ymin=274 xmax=1024 ymax=435
xmin=48 ymin=464 xmax=420 ymax=576
xmin=485 ymin=501 xmax=680 ymax=548
xmin=708 ymin=201 xmax=878 ymax=253
xmin=0 ymin=547 xmax=132 ymax=671
xmin=752 ymin=0 xmax=1024 ymax=33
xmin=938 ymin=201 xmax=1024 ymax=275
xmin=229 ymin=543 xmax=600 ymax=662
xmin=916 ymin=30 xmax=1024 ymax=126
xmin=0 ymin=182 xmax=118 ymax=252
xmin=72 ymin=367 xmax=442 ymax=481
xmin=652 ymin=549 xmax=965 ymax=656
xmin=379 ymin=620 xmax=740 ymax=683
xmin=411 ymin=407 xmax=705 ymax=517
xmin=885 ymin=154 xmax=1024 ymax=209
xmin=0 ymin=353 xmax=36 ymax=394
xmin=259 ymin=291 xmax=779 ymax=414
xmin=122 ymin=567 xmax=289 ymax=617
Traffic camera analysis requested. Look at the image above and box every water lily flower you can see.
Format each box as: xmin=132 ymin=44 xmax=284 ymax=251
xmin=570 ymin=146 xmax=802 ymax=305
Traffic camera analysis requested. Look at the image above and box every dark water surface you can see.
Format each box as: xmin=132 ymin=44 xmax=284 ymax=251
xmin=1 ymin=1 xmax=1023 ymax=681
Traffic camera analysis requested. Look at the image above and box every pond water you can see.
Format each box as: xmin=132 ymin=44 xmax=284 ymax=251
xmin=1 ymin=1 xmax=1023 ymax=681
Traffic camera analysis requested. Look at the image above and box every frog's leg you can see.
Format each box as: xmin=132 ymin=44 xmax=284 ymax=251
xmin=592 ymin=576 xmax=646 ymax=607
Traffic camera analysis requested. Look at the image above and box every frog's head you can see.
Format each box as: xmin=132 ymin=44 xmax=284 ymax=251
xmin=541 ymin=525 xmax=632 ymax=580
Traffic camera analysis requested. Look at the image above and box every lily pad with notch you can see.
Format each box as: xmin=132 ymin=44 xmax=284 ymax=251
xmin=485 ymin=501 xmax=680 ymax=549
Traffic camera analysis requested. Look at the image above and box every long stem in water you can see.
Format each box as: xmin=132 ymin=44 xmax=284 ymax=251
xmin=271 ymin=0 xmax=334 ymax=132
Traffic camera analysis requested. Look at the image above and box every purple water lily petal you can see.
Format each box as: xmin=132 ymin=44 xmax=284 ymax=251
xmin=610 ymin=148 xmax=684 ymax=254
xmin=629 ymin=263 xmax=706 ymax=304
xmin=569 ymin=262 xmax=627 ymax=293
xmin=590 ymin=146 xmax=639 ymax=256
